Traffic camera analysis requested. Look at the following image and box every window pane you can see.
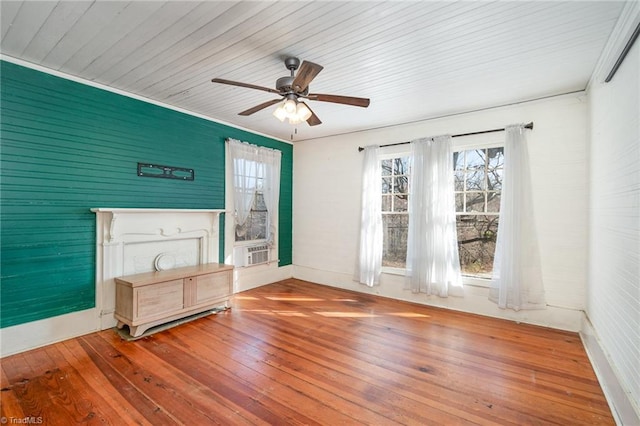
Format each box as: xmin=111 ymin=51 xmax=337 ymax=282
xmin=487 ymin=192 xmax=501 ymax=213
xmin=394 ymin=176 xmax=408 ymax=194
xmin=382 ymin=214 xmax=408 ymax=267
xmin=456 ymin=215 xmax=499 ymax=278
xmin=453 ymin=151 xmax=464 ymax=171
xmin=382 ymin=195 xmax=392 ymax=212
xmin=394 ymin=157 xmax=409 ymax=175
xmin=454 ymin=170 xmax=464 ymax=191
xmin=381 ymin=159 xmax=392 ymax=176
xmin=254 ymin=192 xmax=267 ymax=210
xmin=488 ymin=147 xmax=504 ymax=169
xmin=487 ymin=168 xmax=503 ymax=191
xmin=382 ymin=177 xmax=392 ymax=193
xmin=466 ymin=149 xmax=486 ymax=170
xmin=465 ymin=192 xmax=485 ymax=212
xmin=394 ymin=194 xmax=408 ymax=212
xmin=251 ymin=211 xmax=267 ymax=239
xmin=465 ymin=169 xmax=485 ymax=190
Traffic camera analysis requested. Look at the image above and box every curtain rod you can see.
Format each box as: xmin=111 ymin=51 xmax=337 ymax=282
xmin=357 ymin=121 xmax=534 ymax=152
xmin=605 ymin=21 xmax=640 ymax=83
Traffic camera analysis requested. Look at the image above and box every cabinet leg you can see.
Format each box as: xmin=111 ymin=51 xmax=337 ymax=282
xmin=116 ymin=321 xmax=126 ymax=330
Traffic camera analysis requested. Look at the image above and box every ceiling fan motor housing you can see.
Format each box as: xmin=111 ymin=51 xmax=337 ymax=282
xmin=276 ymin=76 xmax=295 ymax=93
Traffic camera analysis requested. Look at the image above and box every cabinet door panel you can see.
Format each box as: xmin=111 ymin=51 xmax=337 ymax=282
xmin=195 ymin=272 xmax=230 ymax=304
xmin=136 ymin=279 xmax=184 ymax=319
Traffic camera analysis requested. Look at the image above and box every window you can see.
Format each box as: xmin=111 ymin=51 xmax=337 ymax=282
xmin=381 ymin=156 xmax=410 ymax=268
xmin=227 ymin=139 xmax=281 ymax=248
xmin=379 ymin=146 xmax=503 ymax=278
xmin=454 ymin=148 xmax=503 ymax=278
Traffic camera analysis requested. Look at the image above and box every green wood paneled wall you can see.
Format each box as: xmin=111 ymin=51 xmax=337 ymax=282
xmin=0 ymin=61 xmax=293 ymax=328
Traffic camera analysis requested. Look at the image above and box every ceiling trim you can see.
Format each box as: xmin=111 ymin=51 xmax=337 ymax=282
xmin=0 ymin=54 xmax=292 ymax=145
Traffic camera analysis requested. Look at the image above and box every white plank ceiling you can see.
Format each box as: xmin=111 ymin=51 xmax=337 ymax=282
xmin=0 ymin=1 xmax=627 ymax=142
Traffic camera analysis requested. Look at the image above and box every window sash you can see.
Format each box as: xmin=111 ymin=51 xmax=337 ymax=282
xmin=379 ymin=145 xmax=503 ymax=281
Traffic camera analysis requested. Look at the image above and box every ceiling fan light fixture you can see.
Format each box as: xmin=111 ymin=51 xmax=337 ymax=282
xmin=283 ymin=98 xmax=297 ymax=115
xmin=296 ymin=102 xmax=312 ymax=121
xmin=272 ymin=97 xmax=312 ymax=125
xmin=272 ymin=101 xmax=288 ymax=121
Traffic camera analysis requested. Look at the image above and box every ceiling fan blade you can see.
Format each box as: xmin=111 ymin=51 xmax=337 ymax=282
xmin=301 ymin=102 xmax=322 ymax=126
xmin=292 ymin=61 xmax=323 ymax=92
xmin=308 ymin=93 xmax=370 ymax=108
xmin=211 ymin=78 xmax=279 ymax=94
xmin=239 ymin=99 xmax=282 ymax=116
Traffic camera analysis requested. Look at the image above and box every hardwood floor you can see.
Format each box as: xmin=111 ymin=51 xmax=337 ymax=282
xmin=1 ymin=279 xmax=614 ymax=425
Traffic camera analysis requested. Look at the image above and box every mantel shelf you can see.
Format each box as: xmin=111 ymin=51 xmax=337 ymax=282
xmin=91 ymin=208 xmax=227 ymax=214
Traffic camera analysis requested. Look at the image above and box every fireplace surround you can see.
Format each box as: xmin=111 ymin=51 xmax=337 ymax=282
xmin=92 ymin=208 xmax=226 ymax=329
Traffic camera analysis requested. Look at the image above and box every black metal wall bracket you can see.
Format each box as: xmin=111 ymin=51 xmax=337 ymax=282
xmin=137 ymin=163 xmax=194 ymax=181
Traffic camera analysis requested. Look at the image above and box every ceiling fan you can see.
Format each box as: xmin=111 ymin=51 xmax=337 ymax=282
xmin=211 ymin=57 xmax=370 ymax=126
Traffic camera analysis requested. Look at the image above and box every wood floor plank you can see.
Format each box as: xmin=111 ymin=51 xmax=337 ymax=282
xmin=0 ymin=279 xmax=615 ymax=425
xmin=196 ymin=312 xmax=505 ymax=425
xmin=52 ymin=341 xmax=151 ymax=425
xmin=125 ymin=332 xmax=325 ymax=425
xmin=176 ymin=318 xmax=445 ymax=425
xmin=160 ymin=323 xmax=386 ymax=425
xmin=75 ymin=336 xmax=179 ymax=425
xmin=91 ymin=330 xmax=271 ymax=425
xmin=215 ymin=299 xmax=584 ymax=425
xmin=0 ymin=367 xmax=26 ymax=421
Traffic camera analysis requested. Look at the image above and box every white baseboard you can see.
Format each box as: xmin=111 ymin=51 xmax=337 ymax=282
xmin=234 ymin=264 xmax=293 ymax=293
xmin=293 ymin=265 xmax=583 ymax=331
xmin=1 ymin=265 xmax=294 ymax=357
xmin=0 ymin=308 xmax=100 ymax=357
xmin=580 ymin=315 xmax=640 ymax=426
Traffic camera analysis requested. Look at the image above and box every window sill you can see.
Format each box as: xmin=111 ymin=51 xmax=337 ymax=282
xmin=463 ymin=276 xmax=491 ymax=288
xmin=381 ymin=267 xmax=492 ymax=288
xmin=234 ymin=240 xmax=269 ymax=247
xmin=381 ymin=266 xmax=406 ymax=276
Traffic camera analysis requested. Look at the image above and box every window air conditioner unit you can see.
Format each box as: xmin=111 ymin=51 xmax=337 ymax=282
xmin=238 ymin=244 xmax=270 ymax=267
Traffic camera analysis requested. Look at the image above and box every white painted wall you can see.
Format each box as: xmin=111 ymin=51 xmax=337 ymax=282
xmin=585 ymin=3 xmax=640 ymax=422
xmin=294 ymin=93 xmax=589 ymax=331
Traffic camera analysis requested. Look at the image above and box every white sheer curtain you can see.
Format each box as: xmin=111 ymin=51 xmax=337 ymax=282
xmin=260 ymin=147 xmax=281 ymax=245
xmin=405 ymin=135 xmax=463 ymax=297
xmin=489 ymin=125 xmax=546 ymax=310
xmin=227 ymin=138 xmax=281 ymax=244
xmin=356 ymin=145 xmax=382 ymax=287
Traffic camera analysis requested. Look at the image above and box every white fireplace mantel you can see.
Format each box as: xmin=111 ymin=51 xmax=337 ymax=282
xmin=92 ymin=208 xmax=226 ymax=329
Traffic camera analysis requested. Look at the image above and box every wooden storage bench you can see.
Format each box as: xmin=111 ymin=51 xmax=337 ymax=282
xmin=114 ymin=263 xmax=233 ymax=337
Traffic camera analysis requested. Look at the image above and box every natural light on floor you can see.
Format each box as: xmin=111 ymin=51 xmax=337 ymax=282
xmin=237 ymin=294 xmax=432 ymax=319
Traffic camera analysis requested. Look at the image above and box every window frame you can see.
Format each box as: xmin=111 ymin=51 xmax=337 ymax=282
xmin=377 ymin=137 xmax=504 ymax=288
xmin=224 ymin=142 xmax=279 ymax=269
xmin=378 ymin=151 xmax=410 ymax=271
